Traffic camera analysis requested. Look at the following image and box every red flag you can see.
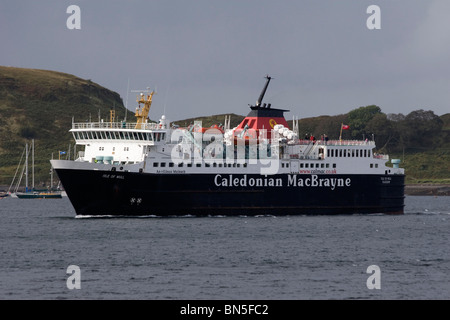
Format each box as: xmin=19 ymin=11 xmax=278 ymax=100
xmin=342 ymin=124 xmax=350 ymax=130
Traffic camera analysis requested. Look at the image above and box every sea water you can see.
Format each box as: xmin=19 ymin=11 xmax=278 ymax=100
xmin=0 ymin=196 xmax=448 ymax=300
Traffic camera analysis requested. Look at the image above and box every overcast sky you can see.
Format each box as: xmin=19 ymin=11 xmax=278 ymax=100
xmin=1 ymin=0 xmax=449 ymax=123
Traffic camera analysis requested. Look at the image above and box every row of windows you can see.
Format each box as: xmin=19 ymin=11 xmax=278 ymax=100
xmin=152 ymin=161 xmax=378 ymax=170
xmin=152 ymin=162 xmax=340 ymax=169
xmin=327 ymin=148 xmax=371 ymax=158
xmin=291 ymin=163 xmax=336 ymax=169
xmin=74 ymin=131 xmax=166 ymax=142
xmin=153 ymin=162 xmax=249 ymax=168
xmin=98 ymin=146 xmax=129 ymax=151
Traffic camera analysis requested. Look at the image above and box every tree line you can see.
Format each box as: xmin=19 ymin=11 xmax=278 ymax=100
xmin=296 ymin=105 xmax=447 ymax=154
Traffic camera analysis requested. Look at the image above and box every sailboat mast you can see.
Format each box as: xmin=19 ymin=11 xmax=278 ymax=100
xmin=32 ymin=139 xmax=35 ymax=190
xmin=25 ymin=142 xmax=28 ymax=192
xmin=51 ymin=152 xmax=54 ymax=190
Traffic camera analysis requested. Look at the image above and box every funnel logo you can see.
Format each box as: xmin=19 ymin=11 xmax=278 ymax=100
xmin=269 ymin=119 xmax=277 ymax=128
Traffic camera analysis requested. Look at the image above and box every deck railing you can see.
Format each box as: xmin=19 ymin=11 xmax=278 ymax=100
xmin=72 ymin=122 xmax=160 ymax=130
xmin=291 ymin=139 xmax=375 ymax=146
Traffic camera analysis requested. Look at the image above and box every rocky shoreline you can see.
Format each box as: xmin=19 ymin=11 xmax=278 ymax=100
xmin=404 ymin=184 xmax=450 ymax=196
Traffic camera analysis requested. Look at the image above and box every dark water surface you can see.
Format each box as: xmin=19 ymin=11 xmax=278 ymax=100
xmin=0 ymin=196 xmax=449 ymax=300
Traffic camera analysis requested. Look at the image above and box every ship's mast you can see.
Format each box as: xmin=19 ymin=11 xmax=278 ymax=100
xmin=255 ymin=75 xmax=272 ymax=107
xmin=32 ymin=139 xmax=34 ymax=190
xmin=110 ymin=107 xmax=116 ymax=127
xmin=134 ymin=89 xmax=156 ymax=129
xmin=25 ymin=142 xmax=28 ymax=193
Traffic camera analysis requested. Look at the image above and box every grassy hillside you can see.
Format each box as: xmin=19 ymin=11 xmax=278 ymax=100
xmin=171 ymin=113 xmax=245 ymax=129
xmin=391 ymin=112 xmax=450 ymax=184
xmin=0 ymin=66 xmax=133 ymax=187
xmin=395 ymin=151 xmax=450 ymax=184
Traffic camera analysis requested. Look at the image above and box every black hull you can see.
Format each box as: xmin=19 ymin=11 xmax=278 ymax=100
xmin=55 ymin=169 xmax=405 ymax=216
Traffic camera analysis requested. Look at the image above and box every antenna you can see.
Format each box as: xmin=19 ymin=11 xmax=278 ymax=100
xmin=292 ymin=116 xmax=299 ymax=136
xmin=125 ymin=78 xmax=130 ymax=121
xmin=163 ymin=85 xmax=170 ymax=116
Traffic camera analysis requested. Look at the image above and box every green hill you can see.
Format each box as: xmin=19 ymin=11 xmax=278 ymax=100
xmin=171 ymin=113 xmax=245 ymax=128
xmin=0 ymin=66 xmax=133 ymax=187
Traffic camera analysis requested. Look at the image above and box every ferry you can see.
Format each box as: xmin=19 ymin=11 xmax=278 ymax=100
xmin=51 ymin=76 xmax=405 ymax=216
